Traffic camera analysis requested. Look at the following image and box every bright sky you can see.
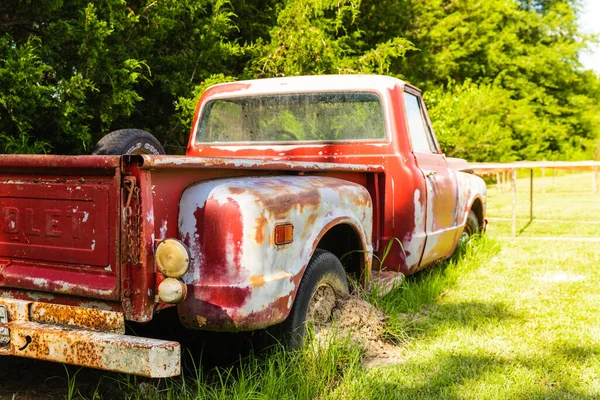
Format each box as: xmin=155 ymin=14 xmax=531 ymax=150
xmin=580 ymin=0 xmax=600 ymax=73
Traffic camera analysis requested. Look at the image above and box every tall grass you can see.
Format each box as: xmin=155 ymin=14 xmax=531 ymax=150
xmin=359 ymin=236 xmax=499 ymax=345
xmin=102 ymin=336 xmax=363 ymax=400
xmin=73 ymin=237 xmax=493 ymax=400
xmin=66 ymin=237 xmax=498 ymax=399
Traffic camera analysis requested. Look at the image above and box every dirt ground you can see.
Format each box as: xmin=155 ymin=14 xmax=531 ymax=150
xmin=0 ymin=356 xmax=108 ymax=400
xmin=316 ymin=295 xmax=404 ymax=367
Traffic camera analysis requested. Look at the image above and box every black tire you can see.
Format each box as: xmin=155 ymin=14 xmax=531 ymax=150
xmin=280 ymin=249 xmax=349 ymax=348
xmin=92 ymin=129 xmax=166 ymax=155
xmin=464 ymin=210 xmax=480 ymax=237
xmin=457 ymin=210 xmax=480 ymax=249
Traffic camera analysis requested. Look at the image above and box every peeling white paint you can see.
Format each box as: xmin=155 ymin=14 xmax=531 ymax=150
xmin=91 ymin=240 xmax=96 ymax=250
xmin=32 ymin=278 xmax=50 ymax=289
xmin=82 ymin=212 xmax=89 ymax=223
xmin=453 ymin=171 xmax=487 ymax=230
xmin=159 ymin=220 xmax=168 ymax=240
xmin=404 ymin=189 xmax=427 ymax=268
xmin=179 ymin=176 xmax=373 ymax=319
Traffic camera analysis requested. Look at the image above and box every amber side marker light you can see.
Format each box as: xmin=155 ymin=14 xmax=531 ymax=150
xmin=275 ymin=224 xmax=294 ymax=245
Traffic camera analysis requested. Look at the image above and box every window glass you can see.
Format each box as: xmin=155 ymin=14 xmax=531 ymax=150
xmin=196 ymin=92 xmax=386 ymax=143
xmin=403 ymin=92 xmax=436 ymax=153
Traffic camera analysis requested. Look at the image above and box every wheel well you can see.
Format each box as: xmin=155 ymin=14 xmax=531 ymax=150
xmin=316 ymin=224 xmax=363 ymax=281
xmin=471 ymin=198 xmax=484 ymax=230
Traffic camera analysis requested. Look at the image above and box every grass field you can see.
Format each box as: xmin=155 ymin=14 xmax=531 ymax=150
xmin=66 ymin=171 xmax=600 ymax=399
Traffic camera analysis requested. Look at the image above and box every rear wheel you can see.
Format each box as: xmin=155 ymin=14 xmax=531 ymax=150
xmin=280 ymin=249 xmax=349 ymax=348
xmin=92 ymin=129 xmax=166 ymax=155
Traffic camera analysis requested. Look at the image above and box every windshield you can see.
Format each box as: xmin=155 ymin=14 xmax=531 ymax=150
xmin=196 ymin=92 xmax=386 ymax=143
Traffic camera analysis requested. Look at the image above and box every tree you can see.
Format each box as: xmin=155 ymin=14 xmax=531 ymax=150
xmin=0 ymin=0 xmax=247 ymax=154
xmin=1 ymin=0 xmax=598 ymax=160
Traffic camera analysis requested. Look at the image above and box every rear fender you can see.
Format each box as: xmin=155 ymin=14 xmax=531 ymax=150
xmin=176 ymin=176 xmax=373 ymax=330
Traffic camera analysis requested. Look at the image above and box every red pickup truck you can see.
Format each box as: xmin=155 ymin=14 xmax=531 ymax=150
xmin=0 ymin=75 xmax=486 ymax=377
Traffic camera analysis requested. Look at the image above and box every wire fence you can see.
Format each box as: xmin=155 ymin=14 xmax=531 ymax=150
xmin=470 ymin=161 xmax=600 ymax=240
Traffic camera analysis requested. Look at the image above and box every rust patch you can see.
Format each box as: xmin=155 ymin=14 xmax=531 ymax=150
xmin=0 ymin=289 xmax=122 ymax=312
xmin=30 ymin=302 xmax=125 ymax=334
xmin=255 ymin=214 xmax=268 ymax=244
xmin=303 ymin=213 xmax=319 ymax=239
xmin=229 ymin=187 xmax=245 ymax=195
xmin=8 ymin=320 xmax=180 ymax=377
xmin=250 ymin=274 xmax=266 ymax=288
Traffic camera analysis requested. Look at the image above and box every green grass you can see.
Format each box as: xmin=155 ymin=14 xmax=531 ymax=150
xmin=71 ymin=171 xmax=600 ymax=399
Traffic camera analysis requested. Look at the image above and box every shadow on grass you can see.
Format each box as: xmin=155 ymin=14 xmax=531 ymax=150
xmin=518 ymin=219 xmax=533 ymax=235
xmin=363 ymin=351 xmax=598 ymax=400
xmin=555 ymin=344 xmax=600 ymax=361
xmin=402 ymin=300 xmax=523 ymax=337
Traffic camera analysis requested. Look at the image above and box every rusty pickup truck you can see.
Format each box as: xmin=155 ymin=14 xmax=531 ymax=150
xmin=0 ymin=75 xmax=486 ymax=377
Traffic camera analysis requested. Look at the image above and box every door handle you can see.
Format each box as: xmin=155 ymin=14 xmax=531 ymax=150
xmin=425 ymin=171 xmax=437 ymax=178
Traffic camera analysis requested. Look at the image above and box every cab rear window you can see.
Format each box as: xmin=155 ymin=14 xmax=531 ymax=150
xmin=196 ymin=92 xmax=386 ymax=143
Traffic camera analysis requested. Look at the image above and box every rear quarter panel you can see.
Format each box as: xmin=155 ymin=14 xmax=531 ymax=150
xmin=176 ymin=175 xmax=373 ymax=330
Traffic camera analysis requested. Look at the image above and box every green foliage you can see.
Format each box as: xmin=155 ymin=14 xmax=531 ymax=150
xmin=0 ymin=0 xmax=244 ymax=154
xmin=0 ymin=0 xmax=598 ymax=160
xmin=356 ymin=0 xmax=600 ymax=160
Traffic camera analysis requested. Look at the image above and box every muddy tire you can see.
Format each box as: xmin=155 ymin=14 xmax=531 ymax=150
xmin=280 ymin=249 xmax=349 ymax=348
xmin=92 ymin=129 xmax=166 ymax=155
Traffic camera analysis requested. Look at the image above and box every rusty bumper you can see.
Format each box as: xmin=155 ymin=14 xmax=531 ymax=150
xmin=0 ymin=298 xmax=180 ymax=377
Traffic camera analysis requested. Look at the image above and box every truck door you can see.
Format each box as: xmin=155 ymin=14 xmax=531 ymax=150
xmin=403 ymin=91 xmax=459 ymax=266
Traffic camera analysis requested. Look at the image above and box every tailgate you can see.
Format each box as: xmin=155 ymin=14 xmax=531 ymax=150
xmin=0 ymin=155 xmax=122 ymax=300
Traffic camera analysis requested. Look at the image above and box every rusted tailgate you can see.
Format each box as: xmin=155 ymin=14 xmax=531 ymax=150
xmin=0 ymin=155 xmax=122 ymax=300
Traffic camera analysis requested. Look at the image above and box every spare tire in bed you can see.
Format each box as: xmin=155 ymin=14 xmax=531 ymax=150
xmin=92 ymin=129 xmax=166 ymax=155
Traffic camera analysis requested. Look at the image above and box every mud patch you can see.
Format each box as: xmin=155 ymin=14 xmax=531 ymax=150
xmin=315 ymin=296 xmax=404 ymax=367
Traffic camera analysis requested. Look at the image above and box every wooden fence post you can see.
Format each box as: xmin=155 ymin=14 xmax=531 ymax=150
xmin=496 ymin=172 xmax=501 ymax=194
xmin=529 ymin=168 xmax=533 ymax=223
xmin=541 ymin=167 xmax=546 ymax=194
xmin=512 ymin=168 xmax=517 ymax=237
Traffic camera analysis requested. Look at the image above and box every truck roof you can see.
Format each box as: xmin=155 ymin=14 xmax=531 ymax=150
xmin=203 ymin=74 xmax=411 ymax=98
